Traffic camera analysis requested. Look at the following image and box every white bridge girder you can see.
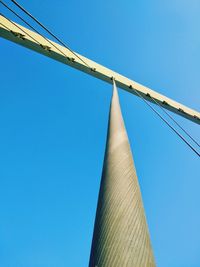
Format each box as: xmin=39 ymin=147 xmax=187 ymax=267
xmin=0 ymin=15 xmax=200 ymax=125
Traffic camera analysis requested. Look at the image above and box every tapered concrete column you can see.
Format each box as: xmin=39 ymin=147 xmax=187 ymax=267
xmin=89 ymin=81 xmax=156 ymax=267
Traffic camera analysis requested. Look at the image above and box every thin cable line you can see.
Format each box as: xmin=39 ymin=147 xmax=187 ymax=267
xmin=128 ymin=85 xmax=200 ymax=157
xmin=0 ymin=20 xmax=12 ymax=32
xmin=11 ymin=0 xmax=91 ymax=68
xmin=0 ymin=1 xmax=71 ymax=58
xmin=149 ymin=94 xmax=200 ymax=147
xmin=1 ymin=2 xmax=198 ymax=156
xmin=1 ymin=13 xmax=42 ymax=46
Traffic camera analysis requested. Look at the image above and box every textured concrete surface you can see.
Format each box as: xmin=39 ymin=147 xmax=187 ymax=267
xmin=89 ymin=82 xmax=156 ymax=267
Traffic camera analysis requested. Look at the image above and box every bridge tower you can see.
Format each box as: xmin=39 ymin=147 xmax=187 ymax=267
xmin=89 ymin=81 xmax=156 ymax=267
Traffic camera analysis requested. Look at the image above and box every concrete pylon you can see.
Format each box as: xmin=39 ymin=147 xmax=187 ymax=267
xmin=89 ymin=81 xmax=156 ymax=267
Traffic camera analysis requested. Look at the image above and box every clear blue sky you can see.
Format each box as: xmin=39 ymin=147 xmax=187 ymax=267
xmin=0 ymin=0 xmax=200 ymax=266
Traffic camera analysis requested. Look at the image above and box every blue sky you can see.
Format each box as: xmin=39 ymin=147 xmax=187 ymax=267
xmin=0 ymin=0 xmax=200 ymax=266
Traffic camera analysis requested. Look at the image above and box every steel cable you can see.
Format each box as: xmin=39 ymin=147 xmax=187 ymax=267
xmin=128 ymin=85 xmax=200 ymax=157
xmin=148 ymin=94 xmax=200 ymax=147
xmin=1 ymin=13 xmax=42 ymax=46
xmin=0 ymin=0 xmax=71 ymax=58
xmin=11 ymin=0 xmax=91 ymax=68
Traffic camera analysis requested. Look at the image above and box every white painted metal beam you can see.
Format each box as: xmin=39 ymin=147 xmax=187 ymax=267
xmin=0 ymin=15 xmax=200 ymax=125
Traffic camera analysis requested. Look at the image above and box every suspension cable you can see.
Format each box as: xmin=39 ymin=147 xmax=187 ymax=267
xmin=1 ymin=0 xmax=90 ymax=66
xmin=128 ymin=85 xmax=200 ymax=157
xmin=11 ymin=0 xmax=91 ymax=68
xmin=1 ymin=13 xmax=42 ymax=46
xmin=0 ymin=0 xmax=71 ymax=59
xmin=148 ymin=94 xmax=200 ymax=147
xmin=1 ymin=1 xmax=198 ymax=157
